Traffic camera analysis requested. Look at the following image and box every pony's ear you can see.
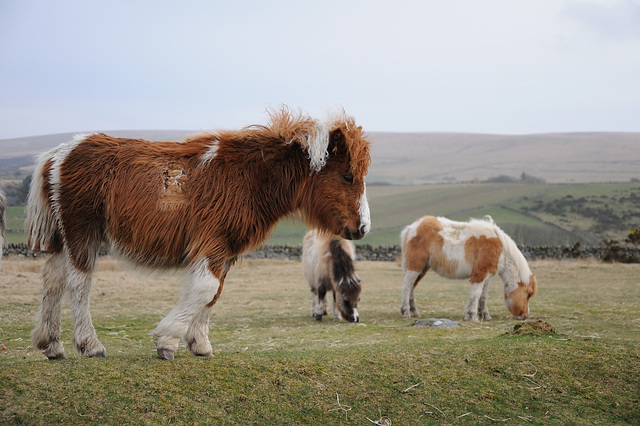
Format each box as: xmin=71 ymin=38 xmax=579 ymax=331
xmin=328 ymin=128 xmax=348 ymax=157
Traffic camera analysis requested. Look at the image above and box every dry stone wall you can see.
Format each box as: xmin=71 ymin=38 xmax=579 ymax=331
xmin=3 ymin=243 xmax=638 ymax=263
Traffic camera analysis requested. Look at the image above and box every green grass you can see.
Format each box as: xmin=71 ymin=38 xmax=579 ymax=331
xmin=1 ymin=258 xmax=639 ymax=424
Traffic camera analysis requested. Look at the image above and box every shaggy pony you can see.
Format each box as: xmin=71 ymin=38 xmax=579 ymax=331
xmin=26 ymin=107 xmax=371 ymax=360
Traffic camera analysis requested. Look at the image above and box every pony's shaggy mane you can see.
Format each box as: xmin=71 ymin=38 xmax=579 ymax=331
xmin=186 ymin=107 xmax=370 ymax=176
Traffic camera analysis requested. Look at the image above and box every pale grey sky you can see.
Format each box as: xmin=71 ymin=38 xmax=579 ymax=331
xmin=1 ymin=0 xmax=639 ymax=139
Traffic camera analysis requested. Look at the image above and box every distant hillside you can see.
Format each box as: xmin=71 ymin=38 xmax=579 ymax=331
xmin=367 ymin=132 xmax=640 ymax=184
xmin=1 ymin=130 xmax=639 ymax=183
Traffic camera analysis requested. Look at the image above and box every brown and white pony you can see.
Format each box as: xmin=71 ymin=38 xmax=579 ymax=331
xmin=301 ymin=230 xmax=361 ymax=322
xmin=400 ymin=216 xmax=537 ymax=321
xmin=26 ymin=107 xmax=371 ymax=360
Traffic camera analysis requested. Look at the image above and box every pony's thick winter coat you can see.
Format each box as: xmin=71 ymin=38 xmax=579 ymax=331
xmin=400 ymin=216 xmax=537 ymax=321
xmin=26 ymin=108 xmax=371 ymax=360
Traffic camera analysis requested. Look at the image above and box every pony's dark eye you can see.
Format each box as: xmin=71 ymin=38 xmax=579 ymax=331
xmin=343 ymin=174 xmax=353 ymax=184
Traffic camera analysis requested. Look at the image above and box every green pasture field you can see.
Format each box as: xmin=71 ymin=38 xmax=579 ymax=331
xmin=267 ymin=182 xmax=639 ymax=246
xmin=1 ymin=257 xmax=638 ymax=424
xmin=3 ymin=182 xmax=639 ymax=246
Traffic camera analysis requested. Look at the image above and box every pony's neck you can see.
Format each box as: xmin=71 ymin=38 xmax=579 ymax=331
xmin=214 ymin=143 xmax=310 ymax=256
xmin=498 ymin=250 xmax=530 ymax=288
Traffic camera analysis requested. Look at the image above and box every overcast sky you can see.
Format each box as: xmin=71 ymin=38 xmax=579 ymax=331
xmin=1 ymin=0 xmax=639 ymax=139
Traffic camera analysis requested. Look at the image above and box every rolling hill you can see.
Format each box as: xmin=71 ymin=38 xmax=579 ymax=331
xmin=1 ymin=130 xmax=639 ymax=183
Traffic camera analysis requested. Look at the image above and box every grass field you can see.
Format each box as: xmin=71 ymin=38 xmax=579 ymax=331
xmin=1 ymin=257 xmax=638 ymax=424
xmin=267 ymin=182 xmax=639 ymax=246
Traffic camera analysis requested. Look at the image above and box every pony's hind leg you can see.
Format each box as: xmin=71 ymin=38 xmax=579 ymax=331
xmin=154 ymin=259 xmax=221 ymax=360
xmin=401 ymin=270 xmax=425 ymax=318
xmin=67 ymin=264 xmax=106 ymax=357
xmin=312 ymin=277 xmax=329 ymax=321
xmin=32 ymin=252 xmax=68 ymax=359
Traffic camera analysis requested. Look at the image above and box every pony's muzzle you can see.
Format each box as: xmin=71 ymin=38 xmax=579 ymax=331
xmin=344 ymin=224 xmax=368 ymax=241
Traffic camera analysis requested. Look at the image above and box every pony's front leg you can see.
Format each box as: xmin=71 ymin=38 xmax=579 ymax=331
xmin=32 ymin=252 xmax=68 ymax=359
xmin=464 ymin=282 xmax=485 ymax=322
xmin=67 ymin=265 xmax=106 ymax=357
xmin=478 ymin=278 xmax=492 ymax=321
xmin=401 ymin=270 xmax=422 ymax=318
xmin=153 ymin=259 xmax=220 ymax=360
xmin=184 ymin=305 xmax=214 ymax=357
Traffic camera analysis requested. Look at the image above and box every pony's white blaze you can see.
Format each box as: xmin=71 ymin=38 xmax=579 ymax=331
xmin=359 ymin=185 xmax=371 ymax=235
xmin=400 ymin=215 xmax=538 ymax=322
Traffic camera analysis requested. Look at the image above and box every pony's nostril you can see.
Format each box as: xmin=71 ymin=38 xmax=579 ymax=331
xmin=360 ymin=224 xmax=367 ymax=235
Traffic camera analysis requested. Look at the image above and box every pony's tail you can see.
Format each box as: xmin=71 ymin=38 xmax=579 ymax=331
xmin=26 ymin=152 xmax=61 ymax=253
xmin=329 ymin=239 xmax=359 ymax=289
xmin=399 ymin=224 xmax=412 ymax=271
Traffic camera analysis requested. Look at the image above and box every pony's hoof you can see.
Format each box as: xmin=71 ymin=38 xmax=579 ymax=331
xmin=315 ymin=314 xmax=323 ymax=321
xmin=157 ymin=348 xmax=174 ymax=360
xmin=196 ymin=352 xmax=214 ymax=358
xmin=47 ymin=354 xmax=67 ymax=360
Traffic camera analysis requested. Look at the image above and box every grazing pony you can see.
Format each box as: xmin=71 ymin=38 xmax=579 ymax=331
xmin=400 ymin=216 xmax=537 ymax=321
xmin=26 ymin=107 xmax=371 ymax=360
xmin=301 ymin=230 xmax=361 ymax=322
xmin=0 ymin=188 xmax=5 ymax=264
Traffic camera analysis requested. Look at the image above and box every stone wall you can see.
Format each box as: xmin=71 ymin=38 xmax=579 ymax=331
xmin=2 ymin=242 xmax=639 ymax=263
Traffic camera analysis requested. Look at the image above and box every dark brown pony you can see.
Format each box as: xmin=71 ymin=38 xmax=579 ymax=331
xmin=301 ymin=229 xmax=361 ymax=322
xmin=26 ymin=107 xmax=371 ymax=360
xmin=0 ymin=188 xmax=5 ymax=264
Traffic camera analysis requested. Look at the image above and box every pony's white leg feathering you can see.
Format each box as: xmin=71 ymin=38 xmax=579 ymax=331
xmin=32 ymin=252 xmax=68 ymax=359
xmin=184 ymin=305 xmax=214 ymax=357
xmin=67 ymin=265 xmax=106 ymax=357
xmin=153 ymin=259 xmax=220 ymax=359
xmin=401 ymin=270 xmax=422 ymax=318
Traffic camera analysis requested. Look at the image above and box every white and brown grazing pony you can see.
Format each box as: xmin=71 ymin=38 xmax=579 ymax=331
xmin=400 ymin=216 xmax=537 ymax=321
xmin=26 ymin=107 xmax=371 ymax=360
xmin=301 ymin=230 xmax=361 ymax=322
